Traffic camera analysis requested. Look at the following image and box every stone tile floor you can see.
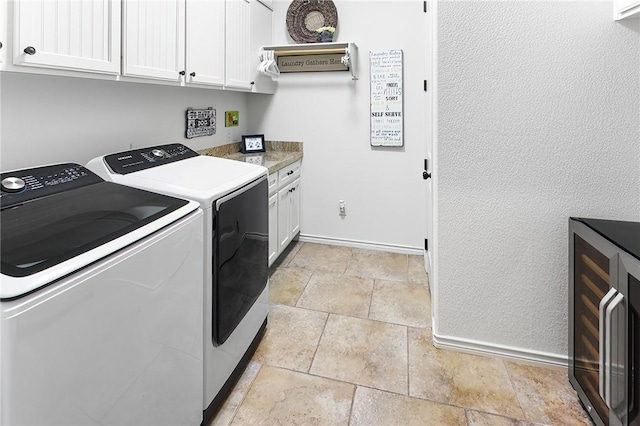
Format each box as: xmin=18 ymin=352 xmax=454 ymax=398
xmin=210 ymin=242 xmax=591 ymax=426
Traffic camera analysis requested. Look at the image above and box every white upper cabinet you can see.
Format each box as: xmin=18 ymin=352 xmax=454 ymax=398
xmin=614 ymin=0 xmax=640 ymax=19
xmin=185 ymin=0 xmax=225 ymax=86
xmin=123 ymin=0 xmax=185 ymax=81
xmin=13 ymin=0 xmax=120 ymax=74
xmin=250 ymin=0 xmax=274 ymax=94
xmin=225 ymin=0 xmax=252 ymax=90
xmin=0 ymin=0 xmax=7 ymax=67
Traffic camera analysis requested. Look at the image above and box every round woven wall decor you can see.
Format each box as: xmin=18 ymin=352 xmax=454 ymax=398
xmin=286 ymin=0 xmax=338 ymax=43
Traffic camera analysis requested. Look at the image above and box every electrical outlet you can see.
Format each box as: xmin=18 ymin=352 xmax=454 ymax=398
xmin=339 ymin=200 xmax=346 ymax=216
xmin=227 ymin=128 xmax=233 ymax=143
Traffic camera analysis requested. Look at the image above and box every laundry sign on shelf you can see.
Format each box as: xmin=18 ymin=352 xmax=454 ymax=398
xmin=369 ymin=50 xmax=403 ymax=147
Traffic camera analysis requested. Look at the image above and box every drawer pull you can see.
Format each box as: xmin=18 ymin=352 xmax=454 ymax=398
xmin=287 ymin=170 xmax=294 ymax=175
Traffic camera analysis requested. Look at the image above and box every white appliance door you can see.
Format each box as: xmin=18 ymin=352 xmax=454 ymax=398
xmin=1 ymin=210 xmax=204 ymax=426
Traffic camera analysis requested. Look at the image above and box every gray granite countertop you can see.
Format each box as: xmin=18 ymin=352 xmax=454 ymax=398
xmin=199 ymin=141 xmax=303 ymax=175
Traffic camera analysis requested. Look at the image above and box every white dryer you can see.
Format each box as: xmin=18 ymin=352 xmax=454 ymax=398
xmin=0 ymin=163 xmax=204 ymax=425
xmin=87 ymin=144 xmax=269 ymax=424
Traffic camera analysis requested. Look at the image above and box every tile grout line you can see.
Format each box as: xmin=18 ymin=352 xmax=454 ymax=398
xmin=306 ymin=308 xmax=331 ymax=374
xmin=224 ymin=362 xmax=264 ymax=426
xmin=293 ymin=269 xmax=315 ymax=308
xmin=366 ymin=278 xmax=376 ymax=320
xmin=501 ymin=359 xmax=531 ymax=423
xmin=346 ymin=384 xmax=357 ymax=426
xmin=405 ymin=324 xmax=410 ymax=398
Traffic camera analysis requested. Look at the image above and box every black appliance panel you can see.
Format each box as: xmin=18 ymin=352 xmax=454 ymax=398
xmin=1 ymin=163 xmax=102 ymax=207
xmin=1 ymin=164 xmax=189 ymax=280
xmin=213 ymin=177 xmax=268 ymax=345
xmin=103 ymin=143 xmax=199 ymax=175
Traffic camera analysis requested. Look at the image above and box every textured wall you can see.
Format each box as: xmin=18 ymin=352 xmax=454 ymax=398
xmin=248 ymin=0 xmax=429 ymax=251
xmin=436 ymin=1 xmax=640 ymax=360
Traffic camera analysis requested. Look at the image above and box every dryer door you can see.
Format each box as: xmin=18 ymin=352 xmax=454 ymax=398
xmin=213 ymin=176 xmax=268 ymax=345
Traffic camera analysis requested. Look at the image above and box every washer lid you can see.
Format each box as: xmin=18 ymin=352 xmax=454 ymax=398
xmin=101 ymin=156 xmax=267 ymax=204
xmin=1 ymin=164 xmax=198 ymax=299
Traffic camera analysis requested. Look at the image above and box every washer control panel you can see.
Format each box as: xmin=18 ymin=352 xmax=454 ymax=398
xmin=104 ymin=144 xmax=199 ymax=175
xmin=0 ymin=164 xmax=103 ymax=207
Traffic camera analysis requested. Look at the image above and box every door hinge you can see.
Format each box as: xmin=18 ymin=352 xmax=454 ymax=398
xmin=424 ymin=238 xmax=429 ymax=251
xmin=423 ymin=1 xmax=427 ymax=13
xmin=423 ymin=80 xmax=428 ymax=92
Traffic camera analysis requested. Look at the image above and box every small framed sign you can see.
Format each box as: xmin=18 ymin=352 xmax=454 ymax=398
xmin=186 ymin=107 xmax=216 ymax=139
xmin=370 ymin=50 xmax=404 ymax=147
xmin=241 ymin=134 xmax=266 ymax=154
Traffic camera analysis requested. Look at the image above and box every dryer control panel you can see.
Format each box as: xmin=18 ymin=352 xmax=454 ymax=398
xmin=104 ymin=144 xmax=199 ymax=175
xmin=0 ymin=164 xmax=102 ymax=208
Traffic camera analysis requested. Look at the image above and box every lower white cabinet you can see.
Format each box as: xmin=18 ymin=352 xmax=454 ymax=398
xmin=268 ymin=192 xmax=278 ymax=266
xmin=268 ymin=160 xmax=301 ymax=267
xmin=277 ymin=178 xmax=300 ymax=254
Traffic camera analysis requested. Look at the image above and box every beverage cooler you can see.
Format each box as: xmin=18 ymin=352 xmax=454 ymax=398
xmin=569 ymin=218 xmax=640 ymax=426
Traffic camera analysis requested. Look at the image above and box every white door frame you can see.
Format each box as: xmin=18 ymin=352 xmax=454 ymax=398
xmin=426 ymin=0 xmax=439 ymax=334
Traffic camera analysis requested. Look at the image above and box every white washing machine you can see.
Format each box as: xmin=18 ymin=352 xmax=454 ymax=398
xmin=0 ymin=163 xmax=204 ymax=425
xmin=86 ymin=144 xmax=269 ymax=424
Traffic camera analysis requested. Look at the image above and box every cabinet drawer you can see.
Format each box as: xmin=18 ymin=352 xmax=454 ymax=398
xmin=278 ymin=160 xmax=301 ymax=189
xmin=268 ymin=173 xmax=278 ymax=195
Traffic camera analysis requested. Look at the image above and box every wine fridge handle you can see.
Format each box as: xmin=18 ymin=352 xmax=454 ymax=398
xmin=604 ymin=292 xmax=624 ymax=409
xmin=599 ymin=287 xmax=619 ymax=403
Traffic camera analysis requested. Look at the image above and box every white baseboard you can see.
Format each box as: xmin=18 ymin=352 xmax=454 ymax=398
xmin=298 ymin=234 xmax=423 ymax=255
xmin=432 ymin=332 xmax=568 ymax=368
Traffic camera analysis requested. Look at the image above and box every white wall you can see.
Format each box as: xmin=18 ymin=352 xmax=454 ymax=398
xmin=435 ymin=1 xmax=640 ymax=363
xmin=248 ymin=0 xmax=429 ymax=252
xmin=0 ymin=73 xmax=248 ymax=171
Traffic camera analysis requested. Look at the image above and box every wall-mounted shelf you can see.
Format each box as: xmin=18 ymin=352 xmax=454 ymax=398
xmin=260 ymin=42 xmax=358 ymax=80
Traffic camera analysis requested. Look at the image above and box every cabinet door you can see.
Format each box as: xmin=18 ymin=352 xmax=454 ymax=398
xmin=277 ymin=185 xmax=291 ymax=254
xmin=289 ymin=178 xmax=300 ymax=238
xmin=250 ymin=0 xmax=275 ymax=94
xmin=225 ymin=0 xmax=251 ymax=90
xmin=185 ymin=0 xmax=225 ymax=86
xmin=0 ymin=0 xmax=7 ymax=67
xmin=13 ymin=0 xmax=120 ymax=73
xmin=268 ymin=192 xmax=278 ymax=266
xmin=123 ymin=0 xmax=185 ymax=81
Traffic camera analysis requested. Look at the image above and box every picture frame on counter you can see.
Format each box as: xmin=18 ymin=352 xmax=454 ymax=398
xmin=241 ymin=134 xmax=266 ymax=154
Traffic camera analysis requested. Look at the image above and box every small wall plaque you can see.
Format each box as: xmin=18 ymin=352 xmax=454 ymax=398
xmin=278 ymin=54 xmax=348 ymax=73
xmin=186 ymin=107 xmax=216 ymax=139
xmin=225 ymin=111 xmax=239 ymax=127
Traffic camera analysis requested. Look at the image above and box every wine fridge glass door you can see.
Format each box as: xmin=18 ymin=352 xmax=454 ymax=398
xmin=572 ymin=233 xmax=615 ymax=425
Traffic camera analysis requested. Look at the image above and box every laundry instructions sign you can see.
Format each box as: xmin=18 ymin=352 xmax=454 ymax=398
xmin=370 ymin=50 xmax=404 ymax=147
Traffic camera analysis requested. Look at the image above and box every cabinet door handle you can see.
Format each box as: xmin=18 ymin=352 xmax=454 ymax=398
xmin=179 ymin=70 xmax=186 ymax=76
xmin=24 ymin=46 xmax=36 ymax=55
xmin=604 ymin=292 xmax=624 ymax=409
xmin=599 ymin=287 xmax=619 ymax=403
xmin=190 ymin=72 xmax=196 ymax=77
xmin=0 ymin=41 xmax=3 ymax=49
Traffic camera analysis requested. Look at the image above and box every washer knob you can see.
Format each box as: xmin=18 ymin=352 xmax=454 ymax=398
xmin=151 ymin=149 xmax=166 ymax=158
xmin=2 ymin=177 xmax=26 ymax=193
